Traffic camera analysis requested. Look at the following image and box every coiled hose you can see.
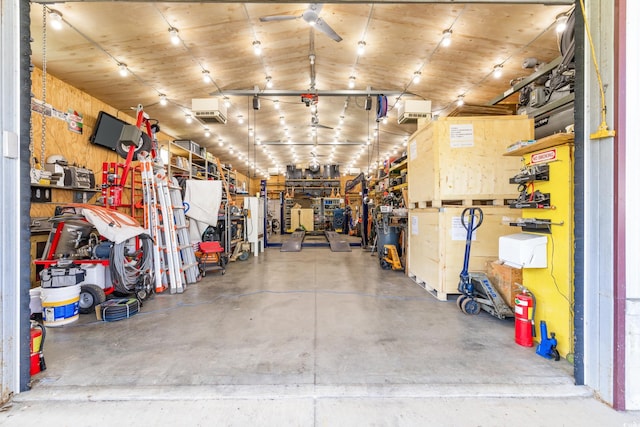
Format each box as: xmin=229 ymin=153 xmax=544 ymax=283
xmin=109 ymin=234 xmax=153 ymax=294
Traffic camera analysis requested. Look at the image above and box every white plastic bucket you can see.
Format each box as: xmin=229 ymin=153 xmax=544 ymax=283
xmin=41 ymin=284 xmax=80 ymax=327
xmin=29 ymin=287 xmax=43 ymax=315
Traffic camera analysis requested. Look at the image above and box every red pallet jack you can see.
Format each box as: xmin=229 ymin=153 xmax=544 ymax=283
xmin=456 ymin=207 xmax=514 ymax=319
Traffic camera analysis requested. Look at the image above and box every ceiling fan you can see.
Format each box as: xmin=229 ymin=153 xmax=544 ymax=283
xmin=259 ymin=3 xmax=343 ymax=42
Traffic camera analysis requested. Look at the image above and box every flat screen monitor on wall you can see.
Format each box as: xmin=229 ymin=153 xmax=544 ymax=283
xmin=89 ymin=111 xmax=127 ymax=151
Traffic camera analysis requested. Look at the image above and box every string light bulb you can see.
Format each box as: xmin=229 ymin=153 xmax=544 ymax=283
xmin=555 ymin=13 xmax=569 ymax=34
xmin=204 ymin=128 xmax=211 ymax=137
xmin=357 ymin=40 xmax=366 ymax=56
xmin=49 ymin=10 xmax=63 ymax=30
xmin=457 ymin=95 xmax=465 ymax=107
xmin=348 ymin=76 xmax=356 ymax=89
xmin=118 ymin=63 xmax=128 ymax=77
xmin=168 ymin=28 xmax=180 ymax=45
xmin=202 ymin=70 xmax=212 ymax=83
xmin=159 ymin=94 xmax=168 ymax=106
xmin=265 ymin=76 xmax=273 ymax=89
xmin=441 ymin=29 xmax=453 ymax=47
xmin=237 ymin=115 xmax=244 ymax=124
xmin=274 ymin=100 xmax=280 ymax=110
xmin=412 ymin=71 xmax=422 ymax=84
xmin=223 ymin=97 xmax=231 ymax=108
xmin=493 ymin=64 xmax=504 ymax=79
xmin=253 ymin=40 xmax=262 ymax=55
xmin=185 ymin=114 xmax=193 ymax=124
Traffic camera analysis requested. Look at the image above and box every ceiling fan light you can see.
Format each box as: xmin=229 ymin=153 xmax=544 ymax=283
xmin=441 ymin=29 xmax=453 ymax=47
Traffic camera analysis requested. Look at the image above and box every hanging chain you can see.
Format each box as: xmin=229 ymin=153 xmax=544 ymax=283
xmin=40 ymin=6 xmax=48 ymax=168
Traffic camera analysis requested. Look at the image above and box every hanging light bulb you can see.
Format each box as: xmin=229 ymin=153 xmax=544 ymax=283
xmin=265 ymin=76 xmax=273 ymax=89
xmin=223 ymin=97 xmax=231 ymax=108
xmin=159 ymin=94 xmax=168 ymax=106
xmin=493 ymin=64 xmax=503 ymax=79
xmin=185 ymin=114 xmax=193 ymax=124
xmin=218 ymin=138 xmax=224 ymax=147
xmin=204 ymin=128 xmax=211 ymax=137
xmin=49 ymin=10 xmax=63 ymax=30
xmin=279 ymin=116 xmax=285 ymax=125
xmin=348 ymin=76 xmax=356 ymax=89
xmin=382 ymin=116 xmax=388 ymax=125
xmin=237 ymin=115 xmax=244 ymax=124
xmin=456 ymin=95 xmax=465 ymax=107
xmin=253 ymin=40 xmax=262 ymax=55
xmin=248 ymin=128 xmax=254 ymax=137
xmin=168 ymin=27 xmax=180 ymax=45
xmin=555 ymin=13 xmax=569 ymax=34
xmin=441 ymin=29 xmax=453 ymax=47
xmin=274 ymin=100 xmax=280 ymax=110
xmin=339 ymin=115 xmax=345 ymax=124
xmin=202 ymin=70 xmax=212 ymax=83
xmin=118 ymin=63 xmax=129 ymax=77
xmin=357 ymin=40 xmax=366 ymax=56
xmin=412 ymin=71 xmax=421 ymax=83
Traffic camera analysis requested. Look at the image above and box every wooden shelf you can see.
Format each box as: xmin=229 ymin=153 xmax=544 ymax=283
xmin=504 ymin=133 xmax=575 ymax=157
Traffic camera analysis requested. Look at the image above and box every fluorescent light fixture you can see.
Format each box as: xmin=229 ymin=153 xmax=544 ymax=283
xmin=441 ymin=29 xmax=452 ymax=47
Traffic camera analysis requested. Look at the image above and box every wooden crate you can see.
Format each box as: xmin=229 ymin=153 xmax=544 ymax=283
xmin=485 ymin=260 xmax=523 ymax=308
xmin=407 ymin=206 xmax=519 ymax=300
xmin=407 ymin=115 xmax=533 ymax=204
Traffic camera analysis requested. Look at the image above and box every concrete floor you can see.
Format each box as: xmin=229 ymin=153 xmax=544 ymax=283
xmin=2 ymin=247 xmax=639 ymax=426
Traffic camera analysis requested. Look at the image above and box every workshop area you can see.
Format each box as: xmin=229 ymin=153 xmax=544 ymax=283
xmin=1 ymin=0 xmax=639 ymax=423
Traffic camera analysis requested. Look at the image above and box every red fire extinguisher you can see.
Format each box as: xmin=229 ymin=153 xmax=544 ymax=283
xmin=514 ymin=290 xmax=536 ymax=347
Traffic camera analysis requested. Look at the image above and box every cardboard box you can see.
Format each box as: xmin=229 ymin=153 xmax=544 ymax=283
xmin=486 ymin=260 xmax=523 ymax=308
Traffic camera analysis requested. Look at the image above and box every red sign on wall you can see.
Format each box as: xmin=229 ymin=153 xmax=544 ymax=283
xmin=531 ymin=149 xmax=556 ymax=164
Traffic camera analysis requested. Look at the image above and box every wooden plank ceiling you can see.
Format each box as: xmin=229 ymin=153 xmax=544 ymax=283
xmin=29 ymin=2 xmax=571 ymax=178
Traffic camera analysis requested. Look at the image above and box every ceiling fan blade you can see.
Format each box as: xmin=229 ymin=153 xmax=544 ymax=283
xmin=317 ymin=123 xmax=334 ymax=130
xmin=259 ymin=15 xmax=300 ymax=22
xmin=314 ymin=18 xmax=343 ymax=42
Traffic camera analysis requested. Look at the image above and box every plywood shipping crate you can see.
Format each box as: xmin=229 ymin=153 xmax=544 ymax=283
xmin=408 ymin=206 xmax=520 ymax=301
xmin=485 ymin=260 xmax=523 ymax=309
xmin=407 ymin=115 xmax=533 ymax=206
